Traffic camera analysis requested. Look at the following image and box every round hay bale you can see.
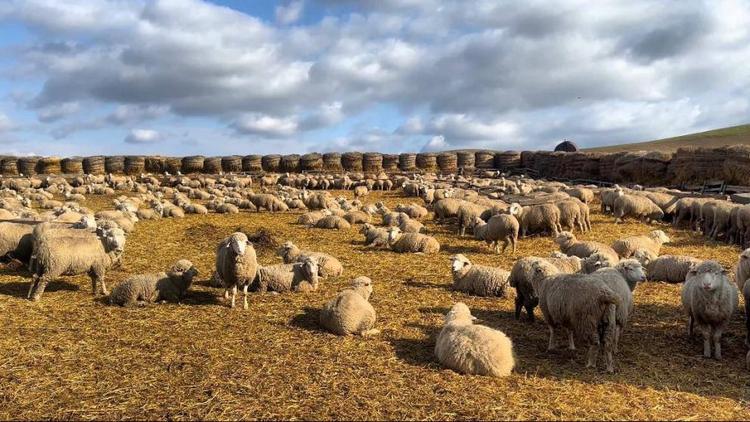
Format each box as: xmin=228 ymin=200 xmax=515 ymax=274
xmin=262 ymin=155 xmax=282 ymax=172
xmin=301 ymin=153 xmax=323 ymax=171
xmin=37 ymin=157 xmax=62 ymax=174
xmin=363 ymin=152 xmax=383 ymax=173
xmin=221 ymin=155 xmax=243 ymax=173
xmin=61 ymin=157 xmax=84 ymax=174
xmin=105 ymin=156 xmax=125 ymax=174
xmin=145 ymin=156 xmax=166 ymax=173
xmin=382 ymin=154 xmax=399 ymax=171
xmin=124 ymin=156 xmax=146 ymax=175
xmin=416 ymin=153 xmax=437 ymax=171
xmin=1 ymin=157 xmax=18 ymax=176
xmin=475 ymin=151 xmax=496 ymax=169
xmin=342 ymin=152 xmax=363 ymax=171
xmin=437 ymin=152 xmax=458 ymax=173
xmin=456 ymin=151 xmax=475 ymax=169
xmin=181 ymin=156 xmax=205 ymax=173
xmin=399 ymin=153 xmax=417 ymax=171
xmin=495 ymin=151 xmax=521 ymax=170
xmin=18 ymin=157 xmax=39 ymax=176
xmin=520 ymin=151 xmax=537 ymax=169
xmin=164 ymin=157 xmax=182 ymax=174
xmin=242 ymin=155 xmax=262 ymax=172
xmin=203 ymin=157 xmax=222 ymax=174
xmin=83 ymin=156 xmax=105 ymax=175
xmin=281 ymin=154 xmax=301 ymax=172
xmin=323 ymin=153 xmax=342 ymax=171
xmin=554 ymin=140 xmax=579 ymax=152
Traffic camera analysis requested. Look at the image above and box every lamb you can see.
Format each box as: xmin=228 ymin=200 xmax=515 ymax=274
xmin=253 ymin=257 xmax=319 ymax=293
xmin=450 ymin=254 xmax=510 ymax=297
xmin=108 ymin=259 xmax=199 ymax=306
xmin=319 ymin=276 xmax=379 ymax=336
xmin=514 ymin=202 xmax=563 ymax=237
xmin=555 ymin=231 xmax=619 ymax=264
xmin=277 ymin=241 xmax=343 ymax=278
xmin=472 ymin=213 xmax=519 ymax=254
xmin=312 ymin=215 xmax=352 ymax=230
xmin=634 ymin=250 xmax=700 ymax=283
xmin=386 ymin=227 xmax=440 ymax=254
xmin=734 ymin=248 xmax=750 ymax=292
xmin=27 ymin=225 xmax=126 ymax=301
xmin=535 ymin=264 xmax=619 ymax=373
xmin=215 ymin=232 xmax=258 ymax=310
xmin=681 ymin=260 xmax=738 ymax=359
xmin=611 ymin=230 xmax=671 ymax=258
xmin=613 ymin=193 xmax=664 ymax=223
xmin=434 ymin=302 xmax=515 ymax=377
xmin=360 ymin=223 xmax=389 ymax=248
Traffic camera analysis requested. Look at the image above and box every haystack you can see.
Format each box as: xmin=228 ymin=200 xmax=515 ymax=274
xmin=456 ymin=151 xmax=475 ymax=169
xmin=221 ymin=156 xmax=242 ymax=173
xmin=164 ymin=157 xmax=182 ymax=174
xmin=203 ymin=157 xmax=222 ymax=174
xmin=17 ymin=157 xmax=39 ymax=176
xmin=399 ymin=153 xmax=417 ymax=171
xmin=475 ymin=150 xmax=496 ymax=169
xmin=182 ymin=156 xmax=205 ymax=174
xmin=61 ymin=157 xmax=84 ymax=175
xmin=301 ymin=153 xmax=323 ymax=171
xmin=416 ymin=153 xmax=437 ymax=171
xmin=124 ymin=156 xmax=146 ymax=175
xmin=281 ymin=154 xmax=301 ymax=172
xmin=437 ymin=152 xmax=457 ymax=173
xmin=105 ymin=156 xmax=125 ymax=174
xmin=242 ymin=155 xmax=262 ymax=172
xmin=323 ymin=153 xmax=342 ymax=171
xmin=37 ymin=157 xmax=62 ymax=175
xmin=262 ymin=155 xmax=282 ymax=172
xmin=145 ymin=156 xmax=166 ymax=173
xmin=495 ymin=151 xmax=521 ymax=170
xmin=342 ymin=152 xmax=363 ymax=171
xmin=0 ymin=157 xmax=18 ymax=176
xmin=363 ymin=152 xmax=383 ymax=173
xmin=83 ymin=156 xmax=105 ymax=175
xmin=382 ymin=154 xmax=399 ymax=171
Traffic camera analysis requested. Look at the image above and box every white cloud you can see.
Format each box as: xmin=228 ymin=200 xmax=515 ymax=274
xmin=0 ymin=113 xmax=13 ymax=132
xmin=124 ymin=128 xmax=162 ymax=144
xmin=275 ymin=1 xmax=304 ymax=25
xmin=231 ymin=114 xmax=298 ymax=137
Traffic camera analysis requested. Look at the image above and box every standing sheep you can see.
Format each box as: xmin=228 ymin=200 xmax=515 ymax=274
xmin=319 ymin=276 xmax=379 ymax=336
xmin=109 ymin=259 xmax=199 ymax=306
xmin=613 ymin=193 xmax=664 ymax=223
xmin=509 ymin=256 xmax=581 ymax=321
xmin=386 ymin=227 xmax=440 ymax=254
xmin=254 ymin=257 xmax=319 ymax=293
xmin=456 ymin=202 xmax=488 ymax=236
xmin=472 ymin=213 xmax=519 ymax=254
xmin=434 ymin=303 xmax=515 ymax=377
xmin=681 ymin=260 xmax=738 ymax=359
xmin=514 ymin=202 xmax=563 ymax=238
xmin=734 ymin=248 xmax=750 ymax=292
xmin=216 ymin=232 xmax=258 ymax=310
xmin=611 ymin=230 xmax=671 ymax=258
xmin=450 ymin=254 xmax=510 ymax=297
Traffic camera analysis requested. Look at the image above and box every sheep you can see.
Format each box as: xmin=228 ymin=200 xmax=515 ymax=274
xmin=250 ymin=194 xmax=289 ymax=212
xmin=215 ymin=203 xmax=240 ymax=214
xmin=613 ymin=193 xmax=664 ymax=223
xmin=743 ymin=279 xmax=750 ymax=349
xmin=253 ymin=257 xmax=319 ymax=293
xmin=395 ymin=203 xmax=428 ymax=220
xmin=108 ymin=259 xmax=199 ymax=306
xmin=360 ymin=223 xmax=389 ymax=248
xmin=297 ymin=209 xmax=332 ymax=226
xmin=555 ymin=231 xmax=619 ymax=264
xmin=277 ymin=241 xmax=343 ymax=278
xmin=386 ymin=227 xmax=440 ymax=254
xmin=681 ymin=260 xmax=738 ymax=359
xmin=0 ymin=220 xmax=36 ymax=263
xmin=319 ymin=276 xmax=379 ymax=336
xmin=432 ymin=198 xmax=463 ymax=223
xmin=547 ymin=253 xmax=584 ymax=273
xmin=634 ymin=250 xmax=700 ymax=283
xmin=734 ymin=248 xmax=750 ymax=292
xmin=599 ymin=186 xmax=622 ymax=213
xmin=450 ymin=254 xmax=510 ymax=297
xmin=509 ymin=256 xmax=583 ymax=322
xmin=535 ymin=264 xmax=619 ymax=373
xmin=456 ymin=202 xmax=488 ymax=236
xmin=185 ymin=203 xmax=208 ymax=215
xmin=434 ymin=302 xmax=515 ymax=377
xmin=353 ymin=185 xmax=368 ymax=199
xmin=472 ymin=213 xmax=519 ymax=254
xmin=673 ymin=197 xmax=706 ymax=229
xmin=565 ymin=187 xmax=595 ymax=204
xmin=611 ymin=230 xmax=671 ymax=259
xmin=27 ymin=225 xmax=126 ymax=301
xmin=215 ymin=232 xmax=258 ymax=310
xmin=581 ymin=252 xmax=618 ymax=273
xmin=556 ymin=199 xmax=586 ymax=232
xmin=312 ymin=215 xmax=351 ymax=230
xmin=398 ymin=217 xmax=424 ymax=233
xmin=343 ymin=210 xmax=371 ymax=225
xmin=514 ymin=202 xmax=562 ymax=237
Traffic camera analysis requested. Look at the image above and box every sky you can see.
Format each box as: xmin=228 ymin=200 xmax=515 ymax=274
xmin=0 ymin=0 xmax=748 ymax=156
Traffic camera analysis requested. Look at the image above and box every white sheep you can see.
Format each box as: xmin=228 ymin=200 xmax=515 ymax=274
xmin=319 ymin=276 xmax=379 ymax=336
xmin=555 ymin=231 xmax=619 ymax=264
xmin=434 ymin=303 xmax=515 ymax=377
xmin=277 ymin=241 xmax=343 ymax=278
xmin=473 ymin=213 xmax=519 ymax=254
xmin=215 ymin=232 xmax=258 ymax=310
xmin=734 ymin=248 xmax=750 ymax=292
xmin=509 ymin=256 xmax=582 ymax=321
xmin=634 ymin=250 xmax=700 ymax=283
xmin=254 ymin=257 xmax=319 ymax=293
xmin=109 ymin=259 xmax=199 ymax=306
xmin=360 ymin=223 xmax=389 ymax=248
xmin=611 ymin=230 xmax=671 ymax=259
xmin=681 ymin=260 xmax=738 ymax=359
xmin=450 ymin=254 xmax=510 ymax=297
xmin=386 ymin=227 xmax=440 ymax=254
xmin=613 ymin=193 xmax=664 ymax=223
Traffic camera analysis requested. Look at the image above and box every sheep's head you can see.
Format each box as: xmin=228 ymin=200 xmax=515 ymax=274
xmin=444 ymin=302 xmax=475 ymax=325
xmin=351 ymin=276 xmax=373 ymax=300
xmin=740 ymin=248 xmax=750 ymax=263
xmin=649 ymin=230 xmax=670 ymax=244
xmin=508 ymin=202 xmax=522 ymax=216
xmin=170 ymin=259 xmax=199 ymax=286
xmin=530 ymin=260 xmax=559 ymax=289
xmin=359 ymin=223 xmax=373 ymax=235
xmin=472 ymin=216 xmax=485 ymax=227
xmin=583 ymin=253 xmax=616 ymax=273
xmin=227 ymin=232 xmax=252 ymax=256
xmin=277 ymin=241 xmax=297 ymax=258
xmin=74 ymin=215 xmax=97 ymax=230
xmin=687 ymin=260 xmax=728 ymax=292
xmin=98 ymin=227 xmax=126 ymax=255
xmin=616 ymin=259 xmax=647 ymax=290
xmin=633 ymin=249 xmax=656 ymax=267
xmin=450 ymin=254 xmax=471 ymax=275
xmin=554 ymin=231 xmax=576 ymax=246
xmin=386 ymin=227 xmax=402 ymax=243
xmin=301 ymin=257 xmax=319 ymax=285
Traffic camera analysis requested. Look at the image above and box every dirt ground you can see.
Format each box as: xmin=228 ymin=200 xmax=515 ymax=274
xmin=0 ymin=190 xmax=748 ymax=420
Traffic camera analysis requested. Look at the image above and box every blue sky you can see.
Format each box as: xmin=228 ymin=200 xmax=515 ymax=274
xmin=0 ymin=0 xmax=749 ymax=156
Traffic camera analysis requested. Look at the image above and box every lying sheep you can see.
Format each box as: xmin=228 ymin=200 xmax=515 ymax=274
xmin=250 ymin=194 xmax=289 ymax=212
xmin=581 ymin=252 xmax=618 ymax=273
xmin=613 ymin=193 xmax=664 ymax=223
xmin=28 ymin=225 xmax=126 ymax=301
xmin=343 ymin=210 xmax=371 ymax=225
xmin=395 ymin=203 xmax=428 ymax=220
xmin=634 ymin=250 xmax=700 ymax=283
xmin=555 ymin=231 xmax=619 ymax=264
xmin=386 ymin=227 xmax=440 ymax=254
xmin=434 ymin=302 xmax=515 ymax=377
xmin=277 ymin=241 xmax=343 ymax=278
xmin=450 ymin=254 xmax=510 ymax=297
xmin=360 ymin=223 xmax=389 ymax=248
xmin=611 ymin=230 xmax=670 ymax=258
xmin=353 ymin=185 xmax=368 ymax=199
xmin=253 ymin=257 xmax=319 ymax=293
xmin=109 ymin=259 xmax=199 ymax=306
xmin=399 ymin=217 xmax=424 ymax=234
xmin=216 ymin=232 xmax=258 ymax=310
xmin=312 ymin=215 xmax=351 ymax=230
xmin=473 ymin=213 xmax=519 ymax=254
xmin=319 ymin=276 xmax=379 ymax=336
xmin=297 ymin=209 xmax=332 ymax=226
xmin=681 ymin=260 xmax=738 ymax=359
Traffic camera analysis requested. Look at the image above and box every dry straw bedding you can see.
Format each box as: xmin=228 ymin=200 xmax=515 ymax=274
xmin=0 ymin=191 xmax=749 ymax=420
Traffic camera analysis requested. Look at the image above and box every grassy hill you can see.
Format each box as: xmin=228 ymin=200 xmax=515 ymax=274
xmin=584 ymin=124 xmax=750 ymax=153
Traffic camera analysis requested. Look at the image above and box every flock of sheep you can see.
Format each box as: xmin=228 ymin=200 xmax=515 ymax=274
xmin=0 ymin=169 xmax=749 ymax=378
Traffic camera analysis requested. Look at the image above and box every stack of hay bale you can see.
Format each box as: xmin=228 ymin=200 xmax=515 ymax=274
xmin=281 ymin=154 xmax=301 ymax=172
xmin=494 ymin=151 xmax=521 ymax=171
xmin=1 ymin=157 xmax=18 ymax=175
xmin=37 ymin=156 xmax=62 ymax=174
xmin=342 ymin=152 xmax=363 ymax=171
xmin=363 ymin=152 xmax=383 ymax=173
xmin=203 ymin=157 xmax=222 ymax=174
xmin=83 ymin=156 xmax=105 ymax=175
xmin=105 ymin=156 xmax=125 ymax=174
xmin=221 ymin=155 xmax=242 ymax=173
xmin=18 ymin=157 xmax=39 ymax=175
xmin=145 ymin=156 xmax=166 ymax=173
xmin=382 ymin=154 xmax=399 ymax=172
xmin=456 ymin=151 xmax=475 ymax=172
xmin=475 ymin=151 xmax=496 ymax=170
xmin=323 ymin=153 xmax=342 ymax=172
xmin=124 ymin=156 xmax=146 ymax=175
xmin=668 ymin=147 xmax=728 ymax=184
xmin=181 ymin=156 xmax=205 ymax=174
xmin=262 ymin=155 xmax=282 ymax=172
xmin=723 ymin=145 xmax=750 ymax=185
xmin=61 ymin=157 xmax=84 ymax=174
xmin=301 ymin=153 xmax=323 ymax=172
xmin=614 ymin=151 xmax=671 ymax=185
xmin=399 ymin=153 xmax=417 ymax=171
xmin=416 ymin=152 xmax=437 ymax=172
xmin=242 ymin=155 xmax=262 ymax=172
xmin=164 ymin=157 xmax=182 ymax=174
xmin=437 ymin=152 xmax=457 ymax=173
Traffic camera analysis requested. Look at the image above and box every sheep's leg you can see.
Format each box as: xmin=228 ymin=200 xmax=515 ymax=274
xmin=700 ymin=325 xmax=712 ymax=358
xmin=524 ymin=300 xmax=536 ymax=322
xmin=613 ymin=326 xmax=621 ymax=354
xmin=514 ymin=295 xmax=523 ymax=320
xmin=223 ymin=288 xmax=230 ymax=300
xmin=242 ymin=284 xmax=249 ymax=310
xmin=361 ymin=329 xmax=381 ymax=337
xmin=30 ymin=275 xmax=51 ymax=302
xmin=686 ymin=315 xmax=693 ymax=337
xmin=511 ymin=237 xmax=517 ymax=254
xmin=27 ymin=275 xmax=39 ymax=299
xmin=712 ymin=327 xmax=724 ymax=360
xmin=547 ymin=326 xmax=557 ymax=351
xmin=230 ymin=285 xmax=237 ymax=309
xmin=586 ymin=342 xmax=600 ymax=369
xmin=745 ymin=300 xmax=750 ymax=347
xmin=567 ymin=331 xmax=576 ymax=351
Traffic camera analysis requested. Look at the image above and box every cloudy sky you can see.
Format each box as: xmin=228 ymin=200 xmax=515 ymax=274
xmin=0 ymin=0 xmax=748 ymax=156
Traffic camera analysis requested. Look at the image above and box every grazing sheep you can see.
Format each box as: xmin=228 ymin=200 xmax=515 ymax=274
xmin=109 ymin=259 xmax=199 ymax=306
xmin=216 ymin=232 xmax=258 ymax=310
xmin=254 ymin=257 xmax=319 ymax=293
xmin=386 ymin=227 xmax=440 ymax=254
xmin=473 ymin=213 xmax=519 ymax=254
xmin=434 ymin=303 xmax=515 ymax=377
xmin=28 ymin=225 xmax=126 ymax=301
xmin=456 ymin=202 xmax=488 ymax=236
xmin=432 ymin=198 xmax=463 ymax=223
xmin=514 ymin=202 xmax=562 ymax=237
xmin=734 ymin=248 xmax=750 ymax=292
xmin=277 ymin=241 xmax=343 ymax=278
xmin=613 ymin=193 xmax=664 ymax=223
xmin=612 ymin=230 xmax=671 ymax=258
xmin=450 ymin=254 xmax=510 ymax=297
xmin=555 ymin=231 xmax=619 ymax=264
xmin=0 ymin=220 xmax=36 ymax=262
xmin=360 ymin=223 xmax=389 ymax=248
xmin=313 ymin=215 xmax=352 ymax=230
xmin=743 ymin=279 xmax=750 ymax=349
xmin=319 ymin=276 xmax=379 ymax=336
xmin=536 ymin=265 xmax=619 ymax=373
xmin=565 ymin=187 xmax=595 ymax=204
xmin=556 ymin=199 xmax=586 ymax=232
xmin=681 ymin=260 xmax=738 ymax=359
xmin=634 ymin=250 xmax=700 ymax=283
